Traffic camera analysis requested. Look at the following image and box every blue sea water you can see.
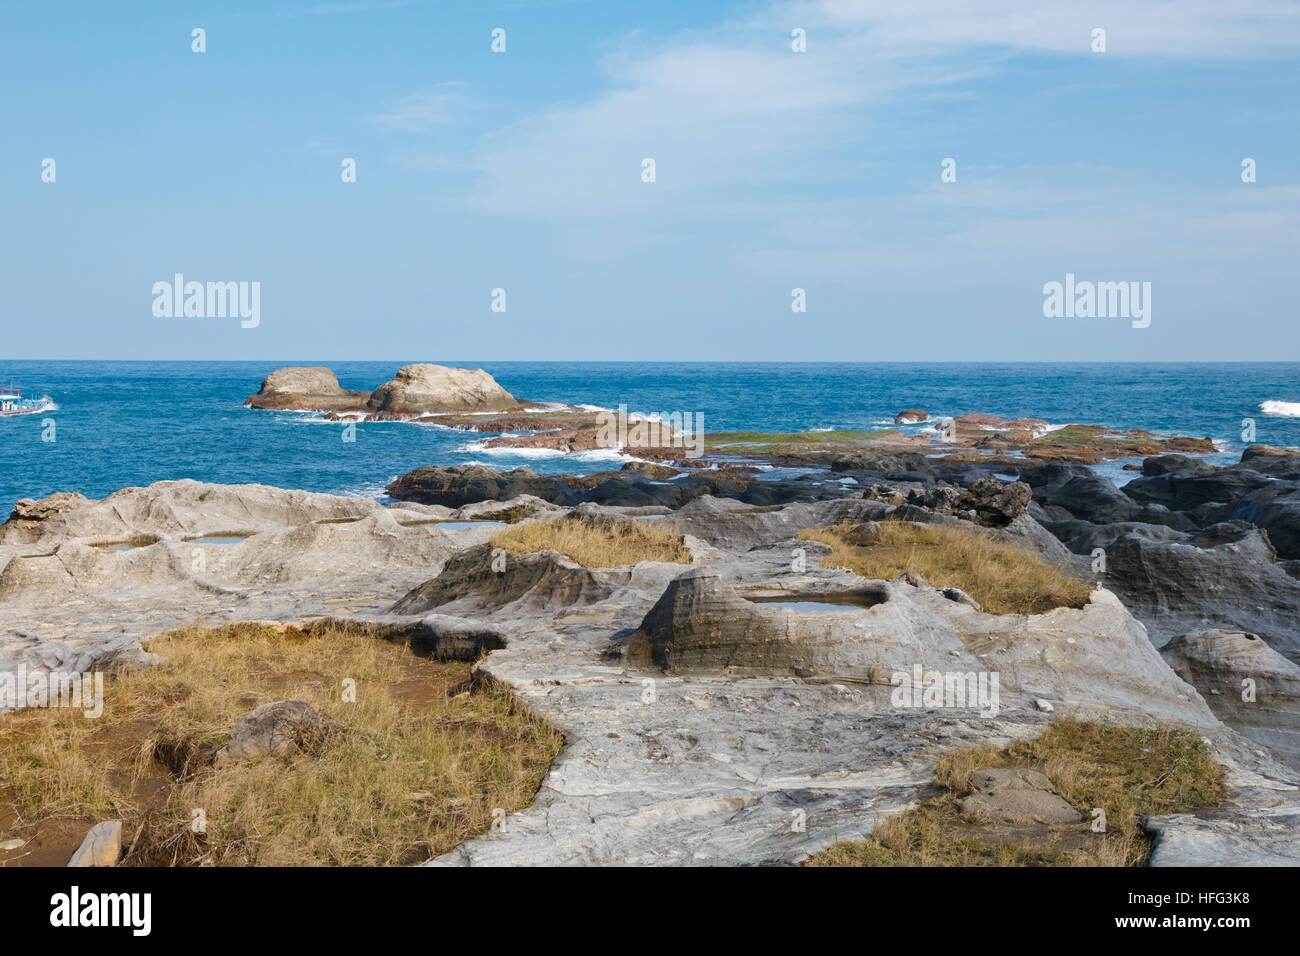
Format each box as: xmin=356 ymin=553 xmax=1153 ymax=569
xmin=0 ymin=361 xmax=1298 ymax=510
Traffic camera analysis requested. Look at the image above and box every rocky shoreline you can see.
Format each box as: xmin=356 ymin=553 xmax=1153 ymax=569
xmin=2 ymin=369 xmax=1298 ymax=866
xmin=245 ymin=364 xmax=1220 ymax=466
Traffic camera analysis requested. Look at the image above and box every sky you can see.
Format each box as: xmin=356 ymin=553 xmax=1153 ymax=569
xmin=2 ymin=0 xmax=1298 ymax=361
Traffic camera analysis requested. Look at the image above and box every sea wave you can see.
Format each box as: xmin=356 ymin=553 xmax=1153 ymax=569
xmin=340 ymin=478 xmax=398 ymax=500
xmin=1260 ymin=400 xmax=1300 ymax=418
xmin=456 ymin=439 xmax=629 ymax=462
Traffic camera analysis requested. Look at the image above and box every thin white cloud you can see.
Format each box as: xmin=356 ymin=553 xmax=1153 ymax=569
xmin=811 ymin=0 xmax=1300 ymax=56
xmin=465 ymin=0 xmax=1299 ymax=220
xmin=371 ymin=92 xmax=463 ymax=132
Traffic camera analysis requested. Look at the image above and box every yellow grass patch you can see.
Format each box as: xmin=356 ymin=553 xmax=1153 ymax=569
xmin=491 ymin=515 xmax=690 ymax=568
xmin=0 ymin=622 xmax=561 ymax=866
xmin=798 ymin=520 xmax=1090 ymax=615
xmin=808 ymin=719 xmax=1224 ymax=867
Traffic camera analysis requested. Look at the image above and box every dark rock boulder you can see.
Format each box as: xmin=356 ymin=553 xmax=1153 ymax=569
xmin=735 ymin=476 xmax=852 ymax=507
xmin=621 ymin=461 xmax=681 ymax=481
xmin=1235 ymin=445 xmax=1300 ymax=477
xmin=1192 ymin=519 xmax=1277 ymax=557
xmin=830 ymin=452 xmax=931 ymax=474
xmin=386 ymin=466 xmax=567 ymax=507
xmin=1017 ymin=461 xmax=1093 ymax=489
xmin=894 ymin=408 xmax=929 ymax=424
xmin=1142 ymin=454 xmax=1215 ymax=477
xmin=1124 ymin=469 xmax=1274 ymax=512
xmin=1214 ymin=480 xmax=1300 ymax=559
xmin=608 ymin=472 xmax=753 ymax=508
xmin=1037 ymin=472 xmax=1141 ymax=524
xmin=956 ymin=476 xmax=1031 ymax=526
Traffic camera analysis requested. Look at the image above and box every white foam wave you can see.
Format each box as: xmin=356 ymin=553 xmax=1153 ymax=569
xmin=341 ymin=478 xmax=398 ymax=500
xmin=1261 ymin=400 xmax=1300 ymax=418
xmin=456 ymin=439 xmax=630 ymax=463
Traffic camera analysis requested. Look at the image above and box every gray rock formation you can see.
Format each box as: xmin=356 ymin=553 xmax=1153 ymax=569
xmin=387 ymin=466 xmax=569 ymax=507
xmin=1216 ymin=480 xmax=1300 ymax=559
xmin=2 ymin=478 xmax=1296 ymax=867
xmin=957 ymin=768 xmax=1082 ymax=825
xmin=1125 ymin=468 xmax=1274 ymax=512
xmin=1098 ymin=524 xmax=1300 ymax=659
xmin=214 ymin=700 xmax=327 ymax=767
xmin=1163 ymin=630 xmax=1300 ymax=770
xmin=1142 ymin=454 xmax=1215 ymax=476
xmin=67 ymin=821 xmax=123 ymax=867
xmin=1235 ymin=445 xmax=1300 ymax=477
xmin=367 ymin=364 xmax=517 ymax=415
xmin=245 ymin=366 xmax=371 ymax=411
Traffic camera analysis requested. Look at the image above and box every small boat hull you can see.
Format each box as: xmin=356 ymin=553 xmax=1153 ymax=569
xmin=0 ymin=398 xmax=52 ymax=417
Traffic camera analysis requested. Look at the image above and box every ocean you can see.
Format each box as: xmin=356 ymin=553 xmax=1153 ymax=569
xmin=1 ymin=361 xmax=1298 ymax=510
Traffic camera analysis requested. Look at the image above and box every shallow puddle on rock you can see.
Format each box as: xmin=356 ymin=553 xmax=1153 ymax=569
xmin=90 ymin=537 xmax=157 ymax=551
xmin=189 ymin=536 xmax=249 ymax=545
xmin=434 ymin=521 xmax=507 ymax=531
xmin=746 ymin=590 xmax=887 ymax=612
xmin=750 ymin=600 xmax=866 ymax=613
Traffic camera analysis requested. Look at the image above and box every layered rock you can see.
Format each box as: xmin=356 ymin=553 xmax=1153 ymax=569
xmin=245 ymin=366 xmax=371 ymax=412
xmin=1217 ymin=480 xmax=1300 ymax=559
xmin=367 ymin=364 xmax=517 ymax=415
xmin=245 ymin=363 xmax=522 ymax=418
xmin=1163 ymin=630 xmax=1300 ymax=770
xmin=1097 ymin=523 xmax=1300 ymax=659
xmin=2 ymin=476 xmax=1296 ymax=866
xmin=391 ymin=544 xmax=636 ymax=616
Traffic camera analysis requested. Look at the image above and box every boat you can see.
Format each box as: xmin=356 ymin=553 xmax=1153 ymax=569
xmin=0 ymin=387 xmax=53 ymax=417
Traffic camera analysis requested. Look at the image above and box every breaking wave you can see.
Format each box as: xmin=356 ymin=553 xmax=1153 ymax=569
xmin=1260 ymin=400 xmax=1300 ymax=418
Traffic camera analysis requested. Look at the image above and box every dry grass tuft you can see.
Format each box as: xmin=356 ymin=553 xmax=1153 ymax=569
xmin=492 ymin=515 xmax=690 ymax=568
xmin=0 ymin=621 xmax=562 ymax=866
xmin=808 ymin=718 xmax=1224 ymax=867
xmin=798 ymin=520 xmax=1090 ymax=615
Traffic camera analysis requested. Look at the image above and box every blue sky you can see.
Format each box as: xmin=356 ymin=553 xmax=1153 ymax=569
xmin=3 ymin=0 xmax=1298 ymax=360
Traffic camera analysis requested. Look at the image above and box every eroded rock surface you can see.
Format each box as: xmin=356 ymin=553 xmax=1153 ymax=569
xmin=1163 ymin=630 xmax=1300 ymax=770
xmin=245 ymin=366 xmax=371 ymax=412
xmin=2 ymin=478 xmax=1296 ymax=867
xmin=367 ymin=364 xmax=518 ymax=415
